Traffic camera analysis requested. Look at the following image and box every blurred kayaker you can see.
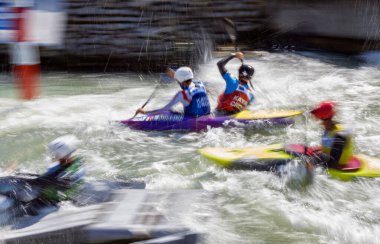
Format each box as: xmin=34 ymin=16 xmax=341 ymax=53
xmin=136 ymin=66 xmax=211 ymax=117
xmin=310 ymin=101 xmax=357 ymax=169
xmin=26 ymin=135 xmax=86 ymax=213
xmin=216 ymin=52 xmax=255 ymax=115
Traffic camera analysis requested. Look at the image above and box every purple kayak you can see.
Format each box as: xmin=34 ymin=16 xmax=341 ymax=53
xmin=120 ymin=109 xmax=303 ymax=131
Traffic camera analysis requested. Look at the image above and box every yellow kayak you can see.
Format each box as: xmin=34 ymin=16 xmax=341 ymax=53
xmin=198 ymin=144 xmax=380 ymax=181
xmin=198 ymin=144 xmax=294 ymax=171
xmin=234 ymin=110 xmax=303 ymax=120
xmin=328 ymin=154 xmax=380 ymax=181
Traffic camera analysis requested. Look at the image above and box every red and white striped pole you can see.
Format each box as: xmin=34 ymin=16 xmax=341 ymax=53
xmin=10 ymin=1 xmax=40 ymax=100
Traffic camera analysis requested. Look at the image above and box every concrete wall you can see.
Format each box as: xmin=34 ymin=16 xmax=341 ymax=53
xmin=58 ymin=0 xmax=266 ymax=71
xmin=266 ymin=0 xmax=380 ymax=52
xmin=2 ymin=0 xmax=380 ymax=71
xmin=268 ymin=0 xmax=380 ymax=40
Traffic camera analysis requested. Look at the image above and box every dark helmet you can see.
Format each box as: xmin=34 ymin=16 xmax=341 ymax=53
xmin=238 ymin=64 xmax=255 ymax=80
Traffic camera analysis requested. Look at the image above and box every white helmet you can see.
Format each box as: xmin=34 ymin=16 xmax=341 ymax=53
xmin=48 ymin=135 xmax=79 ymax=160
xmin=174 ymin=67 xmax=194 ymax=83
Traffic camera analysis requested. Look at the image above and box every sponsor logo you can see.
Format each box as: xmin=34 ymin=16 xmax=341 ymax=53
xmin=132 ymin=114 xmax=184 ymax=122
xmin=196 ymin=96 xmax=209 ymax=108
xmin=231 ymin=95 xmax=248 ymax=110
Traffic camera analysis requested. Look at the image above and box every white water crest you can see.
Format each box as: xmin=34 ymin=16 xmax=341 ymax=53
xmin=1 ymin=52 xmax=380 ymax=243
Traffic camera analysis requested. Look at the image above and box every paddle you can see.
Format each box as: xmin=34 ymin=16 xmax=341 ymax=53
xmin=132 ymin=66 xmax=179 ymax=118
xmin=132 ymin=84 xmax=159 ymax=119
xmin=303 ymin=110 xmax=309 ymax=154
xmin=1 ymin=161 xmax=18 ymax=176
xmin=221 ymin=18 xmax=254 ymax=91
xmin=222 ymin=17 xmax=238 ymax=52
xmin=240 ymin=58 xmax=255 ymax=90
xmin=302 ymin=103 xmax=313 ymax=155
xmin=14 ymin=172 xmax=40 ymax=177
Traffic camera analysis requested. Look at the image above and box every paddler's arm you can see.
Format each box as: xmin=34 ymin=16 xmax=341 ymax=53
xmin=217 ymin=55 xmax=234 ymax=75
xmin=217 ymin=52 xmax=244 ymax=75
xmin=217 ymin=52 xmax=244 ymax=94
xmin=137 ymin=91 xmax=189 ymax=115
xmin=32 ymin=163 xmax=66 ymax=187
xmin=310 ymin=134 xmax=347 ymax=168
xmin=136 ymin=66 xmax=178 ymax=115
xmin=327 ymin=133 xmax=347 ymax=168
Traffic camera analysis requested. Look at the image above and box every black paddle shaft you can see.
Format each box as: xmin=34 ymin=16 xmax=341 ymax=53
xmin=132 ymin=85 xmax=159 ymax=119
xmin=240 ymin=59 xmax=254 ymax=90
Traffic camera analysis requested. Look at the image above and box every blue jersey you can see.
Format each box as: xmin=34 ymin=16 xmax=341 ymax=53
xmin=182 ymin=81 xmax=211 ymax=117
xmin=157 ymin=80 xmax=211 ymax=117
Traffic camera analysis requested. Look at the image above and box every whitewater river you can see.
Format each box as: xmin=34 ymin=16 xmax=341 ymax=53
xmin=1 ymin=51 xmax=380 ymax=243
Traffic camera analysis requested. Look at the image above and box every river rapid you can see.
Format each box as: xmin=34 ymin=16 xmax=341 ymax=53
xmin=1 ymin=51 xmax=380 ymax=243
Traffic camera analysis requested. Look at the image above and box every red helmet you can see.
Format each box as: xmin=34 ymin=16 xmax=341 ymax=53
xmin=310 ymin=101 xmax=336 ymax=120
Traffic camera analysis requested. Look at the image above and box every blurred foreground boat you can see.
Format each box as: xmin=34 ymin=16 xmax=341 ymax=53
xmin=0 ymin=174 xmax=145 ymax=225
xmin=0 ymin=174 xmax=204 ymax=244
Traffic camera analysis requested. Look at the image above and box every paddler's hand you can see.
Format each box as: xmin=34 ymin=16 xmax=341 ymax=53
xmin=165 ymin=67 xmax=176 ymax=79
xmin=136 ymin=108 xmax=146 ymax=115
xmin=305 ymin=159 xmax=316 ymax=172
xmin=235 ymin=51 xmax=244 ymax=61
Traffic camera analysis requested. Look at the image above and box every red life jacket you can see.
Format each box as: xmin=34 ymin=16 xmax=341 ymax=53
xmin=217 ymin=83 xmax=252 ymax=113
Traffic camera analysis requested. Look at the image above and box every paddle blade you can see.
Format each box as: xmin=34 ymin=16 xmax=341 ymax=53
xmin=1 ymin=161 xmax=19 ymax=176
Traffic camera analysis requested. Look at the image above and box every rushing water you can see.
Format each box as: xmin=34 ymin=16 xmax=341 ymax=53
xmin=1 ymin=51 xmax=380 ymax=243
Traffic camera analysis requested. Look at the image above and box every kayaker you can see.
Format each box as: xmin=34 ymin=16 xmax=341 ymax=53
xmin=25 ymin=135 xmax=86 ymax=214
xmin=310 ymin=101 xmax=356 ymax=169
xmin=136 ymin=66 xmax=211 ymax=117
xmin=215 ymin=52 xmax=255 ymax=115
